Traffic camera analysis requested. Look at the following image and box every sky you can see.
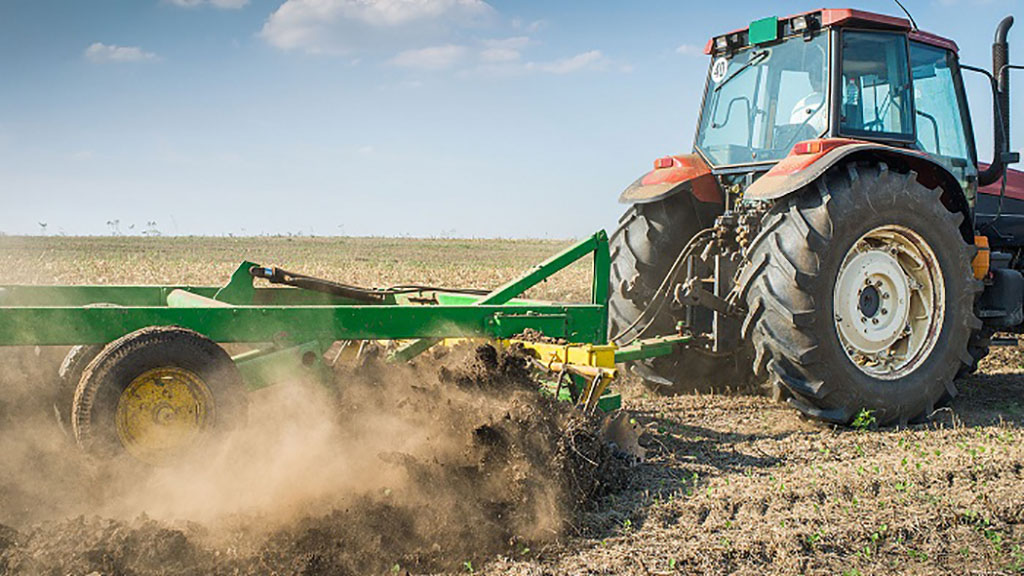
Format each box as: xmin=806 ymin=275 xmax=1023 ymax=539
xmin=1 ymin=0 xmax=1021 ymax=238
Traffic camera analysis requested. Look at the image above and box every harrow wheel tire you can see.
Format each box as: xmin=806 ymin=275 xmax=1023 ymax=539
xmin=738 ymin=164 xmax=981 ymax=426
xmin=54 ymin=303 xmax=119 ymax=435
xmin=609 ymin=194 xmax=751 ymax=393
xmin=72 ymin=326 xmax=247 ymax=465
xmin=55 ymin=344 xmax=104 ymax=436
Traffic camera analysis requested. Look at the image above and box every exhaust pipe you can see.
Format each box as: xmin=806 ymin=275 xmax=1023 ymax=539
xmin=979 ymin=15 xmax=1014 ymax=187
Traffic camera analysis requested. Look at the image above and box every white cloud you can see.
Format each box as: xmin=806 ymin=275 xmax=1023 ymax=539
xmin=479 ymin=36 xmax=528 ymax=63
xmin=479 ymin=47 xmax=520 ymax=63
xmin=260 ymin=0 xmax=493 ymax=53
xmin=167 ymin=0 xmax=249 ymax=8
xmin=483 ymin=36 xmax=529 ymax=50
xmin=475 ymin=44 xmax=619 ymax=77
xmin=511 ymin=18 xmax=545 ymax=33
xmin=258 ymin=2 xmax=619 ymax=77
xmin=676 ymin=44 xmax=705 ymax=56
xmin=390 ymin=44 xmax=468 ymax=70
xmin=526 ymin=50 xmax=605 ymax=74
xmin=84 ymin=43 xmax=158 ymax=63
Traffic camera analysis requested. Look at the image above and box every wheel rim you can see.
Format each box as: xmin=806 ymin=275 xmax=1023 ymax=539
xmin=115 ymin=366 xmax=215 ymax=465
xmin=833 ymin=225 xmax=945 ymax=380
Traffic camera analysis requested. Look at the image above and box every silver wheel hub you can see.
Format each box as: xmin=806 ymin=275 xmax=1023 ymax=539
xmin=833 ymin=225 xmax=944 ymax=380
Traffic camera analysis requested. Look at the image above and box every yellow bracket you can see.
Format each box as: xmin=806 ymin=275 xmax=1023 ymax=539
xmin=503 ymin=340 xmax=618 ymax=413
xmin=503 ymin=340 xmax=618 ymax=375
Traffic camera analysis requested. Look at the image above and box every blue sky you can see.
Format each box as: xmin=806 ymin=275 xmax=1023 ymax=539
xmin=1 ymin=0 xmax=1020 ymax=237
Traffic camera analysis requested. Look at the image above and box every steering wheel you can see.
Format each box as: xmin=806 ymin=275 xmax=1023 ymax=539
xmin=778 ymin=96 xmax=829 ymax=153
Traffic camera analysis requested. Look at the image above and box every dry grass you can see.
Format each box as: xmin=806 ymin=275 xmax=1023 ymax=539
xmin=0 ymin=236 xmax=592 ymax=302
xmin=1 ymin=235 xmax=1022 ymax=575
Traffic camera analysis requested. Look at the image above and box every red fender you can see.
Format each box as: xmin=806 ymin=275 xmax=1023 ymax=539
xmin=619 ymin=154 xmax=722 ymax=205
xmin=744 ymin=139 xmax=972 ymax=238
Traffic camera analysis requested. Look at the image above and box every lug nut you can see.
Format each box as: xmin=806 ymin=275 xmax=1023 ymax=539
xmin=882 ymin=292 xmax=890 ymax=299
xmin=872 ymin=318 xmax=880 ymax=325
xmin=875 ymin=280 xmax=883 ymax=287
xmin=881 ymin=309 xmax=888 ymax=315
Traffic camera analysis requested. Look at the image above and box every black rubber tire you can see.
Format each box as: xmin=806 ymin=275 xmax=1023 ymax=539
xmin=609 ymin=194 xmax=751 ymax=393
xmin=738 ymin=163 xmax=982 ymax=426
xmin=54 ymin=303 xmax=123 ymax=435
xmin=55 ymin=344 xmax=104 ymax=436
xmin=958 ymin=327 xmax=994 ymax=377
xmin=72 ymin=326 xmax=248 ymax=461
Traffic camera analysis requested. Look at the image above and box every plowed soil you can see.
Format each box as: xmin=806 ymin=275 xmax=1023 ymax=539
xmin=490 ymin=345 xmax=1024 ymax=576
xmin=0 ymin=344 xmax=625 ymax=575
xmin=0 ymin=236 xmax=1022 ymax=575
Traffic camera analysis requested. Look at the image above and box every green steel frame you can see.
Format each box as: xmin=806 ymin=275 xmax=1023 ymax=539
xmin=0 ymin=231 xmax=684 ymax=402
xmin=0 ymin=232 xmax=611 ymax=348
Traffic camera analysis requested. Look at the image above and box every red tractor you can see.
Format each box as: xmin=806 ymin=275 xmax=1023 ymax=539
xmin=610 ymin=9 xmax=1023 ymax=426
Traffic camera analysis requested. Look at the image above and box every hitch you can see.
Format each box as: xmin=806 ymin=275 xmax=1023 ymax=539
xmin=674 ymin=278 xmax=738 ymax=317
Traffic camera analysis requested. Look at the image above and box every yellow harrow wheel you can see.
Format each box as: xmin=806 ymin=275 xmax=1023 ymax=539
xmin=73 ymin=326 xmax=247 ymax=464
xmin=115 ymin=367 xmax=216 ymax=465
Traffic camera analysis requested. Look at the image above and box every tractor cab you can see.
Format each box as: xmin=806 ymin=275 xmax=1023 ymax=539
xmin=695 ymin=10 xmax=978 ymax=199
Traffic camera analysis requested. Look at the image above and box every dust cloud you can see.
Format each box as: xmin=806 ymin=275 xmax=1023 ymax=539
xmin=0 ymin=344 xmax=623 ymax=575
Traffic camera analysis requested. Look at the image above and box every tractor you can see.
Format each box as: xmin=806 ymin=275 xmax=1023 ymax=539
xmin=609 ymin=9 xmax=1024 ymax=426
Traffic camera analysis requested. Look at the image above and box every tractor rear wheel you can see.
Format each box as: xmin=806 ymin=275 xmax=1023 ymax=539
xmin=72 ymin=326 xmax=248 ymax=464
xmin=739 ymin=164 xmax=981 ymax=426
xmin=609 ymin=194 xmax=751 ymax=393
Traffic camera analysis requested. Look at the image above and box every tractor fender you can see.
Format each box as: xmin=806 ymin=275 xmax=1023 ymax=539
xmin=619 ymin=153 xmax=722 ymax=205
xmin=745 ymin=139 xmax=973 ymax=240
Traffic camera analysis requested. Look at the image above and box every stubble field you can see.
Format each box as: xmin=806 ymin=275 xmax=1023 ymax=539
xmin=0 ymin=235 xmax=1022 ymax=576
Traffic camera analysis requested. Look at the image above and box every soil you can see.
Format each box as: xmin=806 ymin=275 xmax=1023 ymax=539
xmin=0 ymin=341 xmax=1023 ymax=575
xmin=0 ymin=344 xmax=625 ymax=576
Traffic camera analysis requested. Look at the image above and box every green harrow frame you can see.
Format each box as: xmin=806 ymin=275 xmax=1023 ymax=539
xmin=0 ymin=232 xmax=690 ymax=461
xmin=0 ymin=233 xmax=614 ymax=346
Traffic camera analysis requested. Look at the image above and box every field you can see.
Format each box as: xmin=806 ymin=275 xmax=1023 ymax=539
xmin=1 ymin=235 xmax=1023 ymax=576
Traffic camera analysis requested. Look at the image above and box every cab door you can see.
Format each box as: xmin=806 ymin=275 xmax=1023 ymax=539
xmin=910 ymin=41 xmax=978 ymax=203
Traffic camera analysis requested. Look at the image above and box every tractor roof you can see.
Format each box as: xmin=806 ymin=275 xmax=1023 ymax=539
xmin=704 ymin=8 xmax=958 ymax=55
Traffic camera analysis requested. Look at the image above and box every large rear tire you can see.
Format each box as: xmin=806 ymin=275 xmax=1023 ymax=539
xmin=739 ymin=164 xmax=981 ymax=426
xmin=609 ymin=194 xmax=751 ymax=393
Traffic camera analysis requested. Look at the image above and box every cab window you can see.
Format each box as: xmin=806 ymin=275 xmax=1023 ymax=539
xmin=910 ymin=42 xmax=974 ymax=179
xmin=840 ymin=31 xmax=914 ymax=140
